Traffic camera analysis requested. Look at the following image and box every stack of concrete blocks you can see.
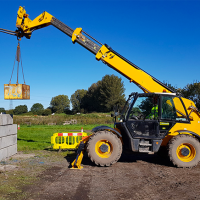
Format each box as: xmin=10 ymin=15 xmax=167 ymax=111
xmin=0 ymin=114 xmax=17 ymax=161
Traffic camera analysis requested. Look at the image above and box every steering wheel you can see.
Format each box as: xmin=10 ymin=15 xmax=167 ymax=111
xmin=137 ymin=113 xmax=145 ymax=120
xmin=130 ymin=115 xmax=138 ymax=120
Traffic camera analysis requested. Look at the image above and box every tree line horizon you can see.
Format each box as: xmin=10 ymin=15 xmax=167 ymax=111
xmin=1 ymin=74 xmax=200 ymax=115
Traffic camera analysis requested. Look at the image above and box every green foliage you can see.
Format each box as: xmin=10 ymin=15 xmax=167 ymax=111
xmin=6 ymin=109 xmax=14 ymax=115
xmin=0 ymin=107 xmax=5 ymax=113
xmin=82 ymin=82 xmax=102 ymax=112
xmin=50 ymin=95 xmax=70 ymax=114
xmin=42 ymin=108 xmax=52 ymax=116
xmin=99 ymin=74 xmax=126 ymax=112
xmin=14 ymin=105 xmax=28 ymax=115
xmin=31 ymin=103 xmax=44 ymax=115
xmin=64 ymin=108 xmax=73 ymax=114
xmin=81 ymin=75 xmax=126 ymax=112
xmin=181 ymin=81 xmax=200 ymax=110
xmin=139 ymin=97 xmax=153 ymax=117
xmin=131 ymin=107 xmax=142 ymax=115
xmin=14 ymin=113 xmax=113 ymax=125
xmin=71 ymin=89 xmax=87 ymax=112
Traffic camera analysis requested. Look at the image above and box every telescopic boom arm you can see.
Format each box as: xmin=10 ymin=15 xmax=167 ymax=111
xmin=15 ymin=6 xmax=174 ymax=94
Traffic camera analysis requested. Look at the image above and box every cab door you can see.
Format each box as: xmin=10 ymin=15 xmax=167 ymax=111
xmin=159 ymin=95 xmax=189 ymax=137
xmin=126 ymin=95 xmax=160 ymax=138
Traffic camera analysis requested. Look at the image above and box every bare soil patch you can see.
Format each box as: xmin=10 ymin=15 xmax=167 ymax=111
xmin=0 ymin=151 xmax=200 ymax=200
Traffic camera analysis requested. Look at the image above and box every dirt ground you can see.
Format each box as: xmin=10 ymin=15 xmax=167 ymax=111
xmin=1 ymin=150 xmax=200 ymax=200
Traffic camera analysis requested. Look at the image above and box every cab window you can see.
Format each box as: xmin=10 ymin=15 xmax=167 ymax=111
xmin=128 ymin=96 xmax=158 ymax=120
xmin=161 ymin=96 xmax=188 ymax=121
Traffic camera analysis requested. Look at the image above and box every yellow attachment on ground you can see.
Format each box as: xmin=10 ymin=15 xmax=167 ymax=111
xmin=51 ymin=132 xmax=88 ymax=150
xmin=70 ymin=136 xmax=91 ymax=169
xmin=71 ymin=150 xmax=84 ymax=169
xmin=72 ymin=28 xmax=82 ymax=42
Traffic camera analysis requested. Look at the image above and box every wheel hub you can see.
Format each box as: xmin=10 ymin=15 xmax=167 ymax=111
xmin=100 ymin=144 xmax=109 ymax=153
xmin=95 ymin=140 xmax=113 ymax=158
xmin=176 ymin=143 xmax=196 ymax=162
xmin=181 ymin=147 xmax=190 ymax=156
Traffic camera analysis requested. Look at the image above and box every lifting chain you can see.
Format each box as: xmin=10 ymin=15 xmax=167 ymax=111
xmin=9 ymin=39 xmax=26 ymax=85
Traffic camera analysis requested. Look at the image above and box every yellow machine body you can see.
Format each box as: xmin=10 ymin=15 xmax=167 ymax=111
xmin=12 ymin=6 xmax=200 ymax=168
xmin=14 ymin=7 xmax=200 ymax=140
xmin=16 ymin=6 xmax=53 ymax=35
xmin=162 ymin=97 xmax=200 ymax=145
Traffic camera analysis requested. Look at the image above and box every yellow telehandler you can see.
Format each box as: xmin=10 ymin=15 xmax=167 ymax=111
xmin=1 ymin=6 xmax=200 ymax=168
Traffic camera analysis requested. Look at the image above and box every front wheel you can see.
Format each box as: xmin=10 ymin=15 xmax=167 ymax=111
xmin=87 ymin=131 xmax=122 ymax=167
xmin=168 ymin=134 xmax=200 ymax=168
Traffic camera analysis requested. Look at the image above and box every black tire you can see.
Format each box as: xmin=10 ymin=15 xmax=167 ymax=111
xmin=168 ymin=135 xmax=200 ymax=168
xmin=87 ymin=131 xmax=122 ymax=167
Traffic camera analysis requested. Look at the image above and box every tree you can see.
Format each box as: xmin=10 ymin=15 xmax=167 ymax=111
xmin=81 ymin=81 xmax=102 ymax=112
xmin=6 ymin=109 xmax=14 ymax=115
xmin=139 ymin=97 xmax=153 ymax=117
xmin=180 ymin=81 xmax=200 ymax=110
xmin=14 ymin=105 xmax=28 ymax=115
xmin=42 ymin=108 xmax=52 ymax=116
xmin=0 ymin=107 xmax=5 ymax=113
xmin=99 ymin=75 xmax=126 ymax=112
xmin=31 ymin=103 xmax=44 ymax=115
xmin=71 ymin=89 xmax=87 ymax=112
xmin=50 ymin=95 xmax=70 ymax=113
xmin=81 ymin=75 xmax=126 ymax=112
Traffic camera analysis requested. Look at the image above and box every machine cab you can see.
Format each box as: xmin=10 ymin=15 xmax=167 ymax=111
xmin=122 ymin=93 xmax=190 ymax=139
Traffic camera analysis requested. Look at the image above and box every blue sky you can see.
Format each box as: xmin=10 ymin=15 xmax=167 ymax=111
xmin=0 ymin=0 xmax=200 ymax=110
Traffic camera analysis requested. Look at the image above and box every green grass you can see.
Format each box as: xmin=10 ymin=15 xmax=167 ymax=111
xmin=17 ymin=124 xmax=113 ymax=151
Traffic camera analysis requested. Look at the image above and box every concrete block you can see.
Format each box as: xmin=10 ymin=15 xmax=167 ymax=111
xmin=7 ymin=144 xmax=17 ymax=157
xmin=0 ymin=124 xmax=17 ymax=137
xmin=0 ymin=115 xmax=17 ymax=161
xmin=0 ymin=114 xmax=13 ymax=125
xmin=0 ymin=134 xmax=17 ymax=149
xmin=0 ymin=144 xmax=17 ymax=161
xmin=0 ymin=147 xmax=7 ymax=161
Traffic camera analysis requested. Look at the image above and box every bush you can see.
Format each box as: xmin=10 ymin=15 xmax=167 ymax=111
xmin=31 ymin=103 xmax=44 ymax=115
xmin=0 ymin=107 xmax=5 ymax=113
xmin=14 ymin=105 xmax=28 ymax=115
xmin=42 ymin=109 xmax=52 ymax=116
xmin=13 ymin=113 xmax=113 ymax=125
xmin=6 ymin=109 xmax=14 ymax=115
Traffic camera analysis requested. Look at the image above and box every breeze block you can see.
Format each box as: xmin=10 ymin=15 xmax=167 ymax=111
xmin=0 ymin=114 xmax=17 ymax=161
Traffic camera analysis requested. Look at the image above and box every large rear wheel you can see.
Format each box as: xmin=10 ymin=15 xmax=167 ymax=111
xmin=168 ymin=135 xmax=200 ymax=168
xmin=87 ymin=131 xmax=122 ymax=167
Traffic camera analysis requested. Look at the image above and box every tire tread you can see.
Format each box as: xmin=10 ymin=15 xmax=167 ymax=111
xmin=168 ymin=134 xmax=200 ymax=168
xmin=87 ymin=131 xmax=122 ymax=167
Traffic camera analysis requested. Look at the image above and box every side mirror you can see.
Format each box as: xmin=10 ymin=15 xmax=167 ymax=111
xmin=111 ymin=112 xmax=119 ymax=118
